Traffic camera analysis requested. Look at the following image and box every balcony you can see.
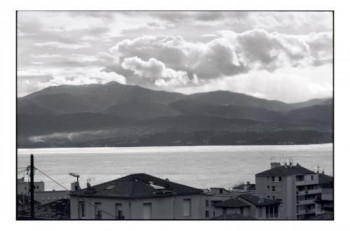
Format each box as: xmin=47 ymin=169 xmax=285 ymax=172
xmin=295 ymin=179 xmax=318 ymax=186
xmin=297 ymin=199 xmax=316 ymax=205
xmin=296 ymin=188 xmax=321 ymax=196
xmin=297 ymin=208 xmax=316 ymax=215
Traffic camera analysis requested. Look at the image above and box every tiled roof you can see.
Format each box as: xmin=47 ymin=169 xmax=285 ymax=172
xmin=233 ymin=183 xmax=256 ymax=190
xmin=318 ymin=173 xmax=333 ymax=186
xmin=238 ymin=194 xmax=279 ymax=207
xmin=213 ymin=213 xmax=255 ymax=220
xmin=256 ymin=164 xmax=315 ymax=177
xmin=71 ymin=173 xmax=203 ymax=199
xmin=214 ymin=198 xmax=250 ymax=208
xmin=18 ymin=199 xmax=70 ymax=220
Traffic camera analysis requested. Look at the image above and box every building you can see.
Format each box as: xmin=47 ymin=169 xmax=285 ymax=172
xmin=255 ymin=162 xmax=322 ymax=219
xmin=213 ymin=194 xmax=280 ymax=220
xmin=17 ymin=177 xmax=69 ymax=204
xmin=232 ymin=182 xmax=256 ymax=195
xmin=70 ymin=173 xmax=212 ymax=219
xmin=315 ymin=173 xmax=333 ymax=218
xmin=17 ymin=177 xmax=45 ymax=195
xmin=35 ymin=190 xmax=70 ymax=204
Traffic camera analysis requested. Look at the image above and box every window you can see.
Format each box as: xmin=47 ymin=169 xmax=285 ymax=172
xmin=205 ymin=200 xmax=209 ymax=207
xmin=183 ymin=199 xmax=192 ymax=217
xmin=296 ymin=175 xmax=304 ymax=181
xmin=219 ymin=189 xmax=223 ymax=194
xmin=259 ymin=207 xmax=263 ymax=217
xmin=240 ymin=207 xmax=244 ymax=215
xmin=311 ymin=175 xmax=314 ymax=180
xmin=267 ymin=185 xmax=270 ymax=189
xmin=115 ymin=203 xmax=123 ymax=219
xmin=143 ymin=203 xmax=152 ymax=219
xmin=79 ymin=201 xmax=85 ymax=218
xmin=279 ymin=177 xmax=282 ymax=181
xmin=94 ymin=202 xmax=102 ymax=219
xmin=271 ymin=176 xmax=275 ymax=181
xmin=272 ymin=186 xmax=276 ymax=192
xmin=205 ymin=210 xmax=209 ymax=218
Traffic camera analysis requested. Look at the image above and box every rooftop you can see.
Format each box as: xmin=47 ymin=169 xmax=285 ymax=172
xmin=214 ymin=198 xmax=250 ymax=208
xmin=318 ymin=173 xmax=333 ymax=186
xmin=256 ymin=164 xmax=315 ymax=177
xmin=238 ymin=194 xmax=280 ymax=207
xmin=233 ymin=183 xmax=256 ymax=191
xmin=18 ymin=199 xmax=70 ymax=220
xmin=71 ymin=173 xmax=203 ymax=199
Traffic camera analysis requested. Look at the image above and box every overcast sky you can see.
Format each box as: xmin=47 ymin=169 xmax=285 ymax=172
xmin=17 ymin=11 xmax=333 ymax=102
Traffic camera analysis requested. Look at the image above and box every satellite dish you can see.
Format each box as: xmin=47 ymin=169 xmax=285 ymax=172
xmin=69 ymin=172 xmax=80 ymax=178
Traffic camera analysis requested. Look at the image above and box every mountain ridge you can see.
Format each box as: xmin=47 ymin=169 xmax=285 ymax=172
xmin=17 ymin=81 xmax=333 ymax=148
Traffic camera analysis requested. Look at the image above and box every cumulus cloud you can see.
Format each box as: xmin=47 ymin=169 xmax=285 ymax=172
xmin=109 ymin=30 xmax=332 ymax=81
xmin=121 ymin=57 xmax=193 ymax=89
xmin=17 ymin=11 xmax=333 ymax=102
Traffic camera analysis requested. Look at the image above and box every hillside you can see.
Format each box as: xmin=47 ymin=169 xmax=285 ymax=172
xmin=17 ymin=82 xmax=333 ymax=148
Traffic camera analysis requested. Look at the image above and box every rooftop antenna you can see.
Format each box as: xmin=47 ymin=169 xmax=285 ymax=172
xmin=317 ymin=165 xmax=320 ymax=173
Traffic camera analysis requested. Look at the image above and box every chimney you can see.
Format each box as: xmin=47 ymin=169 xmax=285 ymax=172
xmin=71 ymin=182 xmax=80 ymax=191
xmin=270 ymin=162 xmax=281 ymax=169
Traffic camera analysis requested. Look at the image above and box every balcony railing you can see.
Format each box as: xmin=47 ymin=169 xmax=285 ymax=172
xmin=295 ymin=179 xmax=318 ymax=186
xmin=296 ymin=188 xmax=321 ymax=195
xmin=297 ymin=208 xmax=316 ymax=215
xmin=297 ymin=199 xmax=316 ymax=205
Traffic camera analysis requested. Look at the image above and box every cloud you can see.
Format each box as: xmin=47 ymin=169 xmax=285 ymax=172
xmin=111 ymin=35 xmax=247 ymax=80
xmin=109 ymin=30 xmax=332 ymax=82
xmin=17 ymin=11 xmax=333 ymax=102
xmin=121 ymin=57 xmax=193 ymax=89
xmin=18 ymin=68 xmax=126 ymax=96
xmin=176 ymin=64 xmax=333 ymax=103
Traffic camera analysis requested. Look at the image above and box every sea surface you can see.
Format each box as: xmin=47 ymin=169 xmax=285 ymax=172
xmin=17 ymin=144 xmax=333 ymax=191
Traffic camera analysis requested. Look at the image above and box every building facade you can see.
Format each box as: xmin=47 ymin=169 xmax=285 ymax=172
xmin=70 ymin=173 xmax=212 ymax=219
xmin=17 ymin=177 xmax=45 ymax=195
xmin=213 ymin=194 xmax=280 ymax=220
xmin=255 ymin=162 xmax=323 ymax=219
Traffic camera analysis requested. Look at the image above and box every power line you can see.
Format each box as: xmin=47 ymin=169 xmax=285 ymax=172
xmin=34 ymin=167 xmax=116 ymax=219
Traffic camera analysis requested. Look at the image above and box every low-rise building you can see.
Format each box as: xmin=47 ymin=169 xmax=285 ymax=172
xmin=17 ymin=177 xmax=45 ymax=195
xmin=70 ymin=173 xmax=212 ymax=219
xmin=213 ymin=194 xmax=280 ymax=220
xmin=35 ymin=190 xmax=70 ymax=204
xmin=232 ymin=182 xmax=256 ymax=194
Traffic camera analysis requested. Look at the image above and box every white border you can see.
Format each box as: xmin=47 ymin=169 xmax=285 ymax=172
xmin=1 ymin=0 xmax=350 ymax=230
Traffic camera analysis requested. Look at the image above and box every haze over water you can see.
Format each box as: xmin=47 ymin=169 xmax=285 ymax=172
xmin=18 ymin=144 xmax=333 ymax=191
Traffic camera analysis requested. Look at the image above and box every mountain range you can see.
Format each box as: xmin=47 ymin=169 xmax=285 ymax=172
xmin=17 ymin=82 xmax=333 ymax=148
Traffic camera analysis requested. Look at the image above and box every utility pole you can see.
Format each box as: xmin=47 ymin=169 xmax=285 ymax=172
xmin=30 ymin=154 xmax=34 ymax=219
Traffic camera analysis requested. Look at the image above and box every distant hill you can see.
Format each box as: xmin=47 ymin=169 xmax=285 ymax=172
xmin=17 ymin=82 xmax=333 ymax=148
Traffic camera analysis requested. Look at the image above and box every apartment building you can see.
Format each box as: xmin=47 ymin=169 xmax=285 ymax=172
xmin=255 ymin=162 xmax=322 ymax=219
xmin=70 ymin=173 xmax=212 ymax=219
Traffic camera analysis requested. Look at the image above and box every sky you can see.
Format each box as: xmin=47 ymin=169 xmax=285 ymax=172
xmin=17 ymin=11 xmax=333 ymax=103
